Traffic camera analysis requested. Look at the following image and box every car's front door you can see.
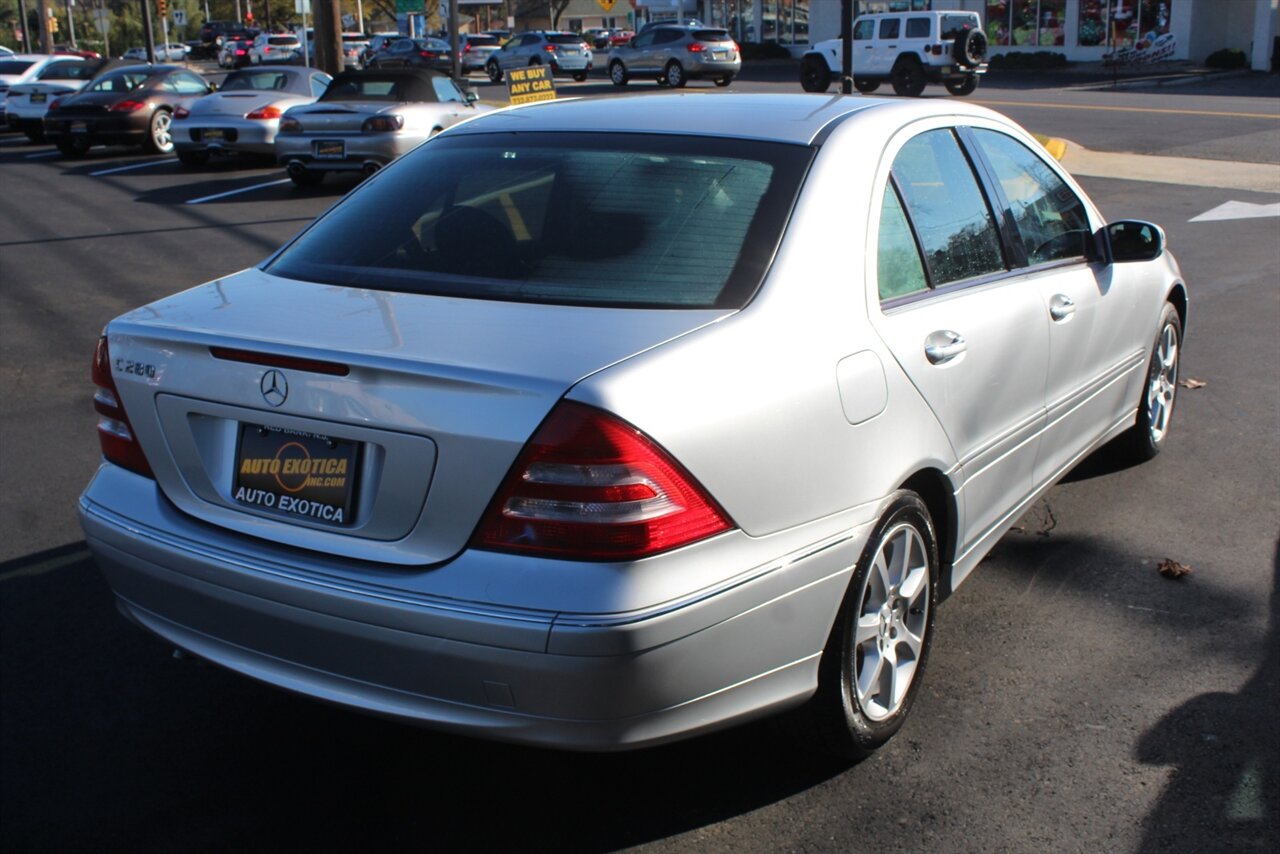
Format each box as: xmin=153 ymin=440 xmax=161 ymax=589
xmin=627 ymin=30 xmax=658 ymax=72
xmin=869 ymin=126 xmax=1049 ymax=566
xmin=869 ymin=17 xmax=902 ymax=75
xmin=965 ymin=127 xmax=1143 ymax=484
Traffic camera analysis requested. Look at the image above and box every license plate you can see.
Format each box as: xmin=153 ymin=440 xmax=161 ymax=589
xmin=314 ymin=140 xmax=345 ymax=159
xmin=233 ymin=424 xmax=360 ymax=526
xmin=712 ymin=50 xmax=729 ymax=60
xmin=202 ymin=128 xmax=225 ymax=141
xmin=31 ymin=92 xmax=46 ymax=104
xmin=941 ymin=65 xmax=953 ymax=74
xmin=562 ymin=47 xmax=579 ymax=54
xmin=71 ymin=121 xmax=87 ymax=133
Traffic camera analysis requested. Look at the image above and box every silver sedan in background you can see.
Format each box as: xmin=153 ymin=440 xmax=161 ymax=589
xmin=274 ymin=68 xmax=487 ymax=186
xmin=173 ymin=66 xmax=332 ymax=166
xmin=80 ymin=95 xmax=1186 ymax=756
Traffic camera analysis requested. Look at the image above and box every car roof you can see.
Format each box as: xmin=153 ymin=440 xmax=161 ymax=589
xmin=450 ymin=93 xmax=1008 ymax=147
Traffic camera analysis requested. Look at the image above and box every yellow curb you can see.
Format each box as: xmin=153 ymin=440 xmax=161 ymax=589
xmin=1037 ymin=135 xmax=1068 ymax=161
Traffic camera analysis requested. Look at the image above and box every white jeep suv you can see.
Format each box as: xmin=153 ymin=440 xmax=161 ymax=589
xmin=800 ymin=10 xmax=987 ymax=97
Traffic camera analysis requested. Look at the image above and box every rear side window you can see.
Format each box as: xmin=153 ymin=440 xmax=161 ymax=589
xmin=970 ymin=129 xmax=1092 ymax=266
xmin=879 ymin=19 xmax=900 ymax=39
xmin=940 ymin=15 xmax=978 ymax=40
xmin=891 ymin=129 xmax=1006 ymax=287
xmin=905 ymin=18 xmax=931 ymax=38
xmin=267 ymin=134 xmax=813 ymax=309
xmin=877 ymin=184 xmax=929 ymax=301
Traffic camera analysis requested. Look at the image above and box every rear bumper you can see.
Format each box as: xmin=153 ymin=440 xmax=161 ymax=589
xmin=175 ymin=120 xmax=277 ymax=155
xmin=275 ymin=133 xmax=423 ymax=170
xmin=45 ymin=114 xmax=148 ymax=145
xmin=79 ymin=464 xmax=862 ymax=750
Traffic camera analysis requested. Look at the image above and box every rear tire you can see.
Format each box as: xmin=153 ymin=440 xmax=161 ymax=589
xmin=799 ymin=55 xmax=832 ymax=93
xmin=715 ymin=75 xmax=733 ymax=87
xmin=944 ymin=76 xmax=979 ymax=96
xmin=891 ymin=59 xmax=926 ymax=97
xmin=1125 ymin=303 xmax=1182 ymax=461
xmin=572 ymin=71 xmax=587 ymax=82
xmin=664 ymin=60 xmax=687 ymax=88
xmin=288 ymin=168 xmax=325 ymax=187
xmin=854 ymin=77 xmax=880 ymax=93
xmin=784 ymin=492 xmax=938 ymax=760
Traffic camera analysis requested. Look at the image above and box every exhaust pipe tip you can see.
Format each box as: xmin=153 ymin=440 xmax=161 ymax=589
xmin=362 ymin=161 xmax=381 ymax=177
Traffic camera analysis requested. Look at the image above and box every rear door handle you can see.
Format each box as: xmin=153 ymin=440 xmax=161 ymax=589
xmin=1049 ymin=294 xmax=1076 ymax=321
xmin=924 ymin=330 xmax=967 ymax=364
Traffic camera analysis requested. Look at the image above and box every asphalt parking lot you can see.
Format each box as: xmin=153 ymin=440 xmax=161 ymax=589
xmin=1 ymin=70 xmax=1277 ymax=852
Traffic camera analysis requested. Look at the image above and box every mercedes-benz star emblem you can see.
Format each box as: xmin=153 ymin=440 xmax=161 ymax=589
xmin=260 ymin=369 xmax=288 ymax=407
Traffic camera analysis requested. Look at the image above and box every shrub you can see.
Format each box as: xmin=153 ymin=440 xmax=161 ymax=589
xmin=1204 ymin=48 xmax=1247 ymax=68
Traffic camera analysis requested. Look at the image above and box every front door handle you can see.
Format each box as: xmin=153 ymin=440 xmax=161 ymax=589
xmin=924 ymin=330 xmax=967 ymax=365
xmin=1049 ymin=294 xmax=1076 ymax=321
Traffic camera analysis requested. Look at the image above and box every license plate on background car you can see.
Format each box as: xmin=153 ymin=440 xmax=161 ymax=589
xmin=31 ymin=92 xmax=46 ymax=103
xmin=314 ymin=140 xmax=345 ymax=159
xmin=712 ymin=50 xmax=728 ymax=59
xmin=202 ymin=128 xmax=224 ymax=141
xmin=70 ymin=121 xmax=87 ymax=133
xmin=233 ymin=424 xmax=360 ymax=526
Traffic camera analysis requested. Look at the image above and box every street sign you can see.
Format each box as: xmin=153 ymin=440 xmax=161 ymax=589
xmin=597 ymin=0 xmax=617 ymax=10
xmin=173 ymin=9 xmax=187 ymax=26
xmin=93 ymin=8 xmax=109 ymax=34
xmin=294 ymin=0 xmax=311 ymax=12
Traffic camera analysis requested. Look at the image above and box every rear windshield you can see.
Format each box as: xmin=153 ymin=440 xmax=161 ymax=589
xmin=466 ymin=35 xmax=500 ymax=46
xmin=547 ymin=34 xmax=584 ymax=45
xmin=269 ymin=36 xmax=298 ymax=45
xmin=940 ymin=14 xmax=978 ymax=40
xmin=266 ymin=133 xmax=813 ymax=309
xmin=37 ymin=61 xmax=94 ymax=80
xmin=0 ymin=61 xmax=35 ymax=75
xmin=693 ymin=30 xmax=733 ymax=42
xmin=319 ymin=73 xmax=437 ymax=102
xmin=222 ymin=69 xmax=299 ymax=92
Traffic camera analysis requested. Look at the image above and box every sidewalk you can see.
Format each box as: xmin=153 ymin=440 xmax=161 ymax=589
xmin=1055 ymin=139 xmax=1280 ymax=193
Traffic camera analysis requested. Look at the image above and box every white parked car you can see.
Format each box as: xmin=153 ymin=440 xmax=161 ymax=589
xmin=1 ymin=54 xmax=73 ymax=124
xmin=81 ymin=95 xmax=1187 ymax=756
xmin=4 ymin=56 xmax=98 ymax=141
xmin=122 ymin=43 xmax=190 ymax=62
xmin=250 ymin=33 xmax=301 ymax=65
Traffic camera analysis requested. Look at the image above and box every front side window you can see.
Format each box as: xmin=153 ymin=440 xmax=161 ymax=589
xmin=970 ymin=129 xmax=1092 ymax=266
xmin=853 ymin=19 xmax=875 ymax=40
xmin=88 ymin=71 xmax=150 ymax=93
xmin=877 ymin=183 xmax=929 ymax=301
xmin=891 ymin=129 xmax=1006 ymax=287
xmin=267 ymin=134 xmax=812 ymax=309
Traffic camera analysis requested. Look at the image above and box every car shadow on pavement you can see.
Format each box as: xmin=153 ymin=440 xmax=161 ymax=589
xmin=129 ymin=171 xmax=359 ymax=205
xmin=1134 ymin=534 xmax=1279 ymax=853
xmin=0 ymin=541 xmax=850 ymax=852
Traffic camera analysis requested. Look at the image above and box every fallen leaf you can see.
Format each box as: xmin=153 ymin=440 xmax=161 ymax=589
xmin=1157 ymin=558 xmax=1193 ymax=579
xmin=1178 ymin=378 xmax=1207 ymax=389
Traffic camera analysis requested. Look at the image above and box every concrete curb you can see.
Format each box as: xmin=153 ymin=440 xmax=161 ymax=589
xmin=1042 ymin=137 xmax=1068 ymax=161
xmin=1055 ymin=138 xmax=1280 ymax=193
xmin=1065 ymin=67 xmax=1252 ymax=91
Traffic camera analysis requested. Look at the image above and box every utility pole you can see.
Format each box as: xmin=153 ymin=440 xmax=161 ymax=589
xmin=840 ymin=0 xmax=853 ymax=95
xmin=17 ymin=0 xmax=33 ymax=52
xmin=37 ymin=0 xmax=52 ymax=52
xmin=140 ymin=0 xmax=156 ymax=61
xmin=449 ymin=0 xmax=458 ymax=80
xmin=65 ymin=0 xmax=77 ymax=47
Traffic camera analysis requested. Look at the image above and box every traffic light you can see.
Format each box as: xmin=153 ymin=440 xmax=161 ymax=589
xmin=49 ymin=16 xmax=59 ymax=33
xmin=157 ymin=0 xmax=168 ymax=19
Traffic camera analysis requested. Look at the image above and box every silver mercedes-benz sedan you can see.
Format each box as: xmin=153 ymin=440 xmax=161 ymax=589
xmin=80 ymin=94 xmax=1187 ymax=756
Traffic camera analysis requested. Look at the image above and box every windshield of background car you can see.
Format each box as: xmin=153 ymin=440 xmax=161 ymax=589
xmin=86 ymin=70 xmax=151 ymax=93
xmin=0 ymin=61 xmax=35 ymax=74
xmin=222 ymin=69 xmax=298 ymax=91
xmin=318 ymin=74 xmax=435 ymax=102
xmin=266 ymin=133 xmax=814 ymax=309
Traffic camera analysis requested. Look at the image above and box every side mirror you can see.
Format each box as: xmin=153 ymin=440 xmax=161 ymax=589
xmin=465 ymin=90 xmax=478 ymax=104
xmin=1104 ymin=220 xmax=1165 ymax=263
xmin=207 ymin=82 xmax=218 ymax=92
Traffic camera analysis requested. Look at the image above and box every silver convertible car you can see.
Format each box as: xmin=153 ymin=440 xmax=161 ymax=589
xmin=80 ymin=95 xmax=1186 ymax=756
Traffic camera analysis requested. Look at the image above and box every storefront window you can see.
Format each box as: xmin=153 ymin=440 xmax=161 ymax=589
xmin=985 ymin=1 xmax=1066 ymax=47
xmin=1079 ymin=0 xmax=1173 ymax=48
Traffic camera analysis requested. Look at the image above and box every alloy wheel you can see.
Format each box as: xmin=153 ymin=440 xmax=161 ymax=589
xmin=1147 ymin=321 xmax=1179 ymax=444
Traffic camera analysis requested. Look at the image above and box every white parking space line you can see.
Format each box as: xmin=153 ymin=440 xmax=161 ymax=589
xmin=185 ymin=178 xmax=291 ymax=205
xmin=90 ymin=158 xmax=177 ymax=176
xmin=25 ymin=150 xmax=60 ymax=159
xmin=1 ymin=137 xmax=30 ymax=146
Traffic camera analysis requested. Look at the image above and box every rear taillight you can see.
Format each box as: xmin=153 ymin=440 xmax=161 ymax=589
xmin=544 ymin=44 xmax=558 ymax=52
xmin=361 ymin=114 xmax=404 ymax=132
xmin=245 ymin=105 xmax=282 ymax=120
xmin=930 ymin=44 xmax=943 ymax=55
xmin=173 ymin=106 xmax=190 ymax=119
xmin=472 ymin=402 xmax=732 ymax=560
xmin=91 ymin=336 xmax=154 ymax=478
xmin=236 ymin=49 xmax=247 ymax=55
xmin=279 ymin=117 xmax=302 ymax=133
xmin=48 ymin=98 xmax=62 ymax=111
xmin=687 ymin=42 xmax=705 ymax=53
xmin=110 ymin=99 xmax=146 ymax=113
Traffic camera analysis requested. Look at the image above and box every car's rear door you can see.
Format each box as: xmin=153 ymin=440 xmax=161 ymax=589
xmin=868 ymin=125 xmax=1048 ymax=563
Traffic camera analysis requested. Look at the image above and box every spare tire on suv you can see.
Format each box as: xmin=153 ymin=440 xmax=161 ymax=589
xmin=953 ymin=28 xmax=988 ymax=67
